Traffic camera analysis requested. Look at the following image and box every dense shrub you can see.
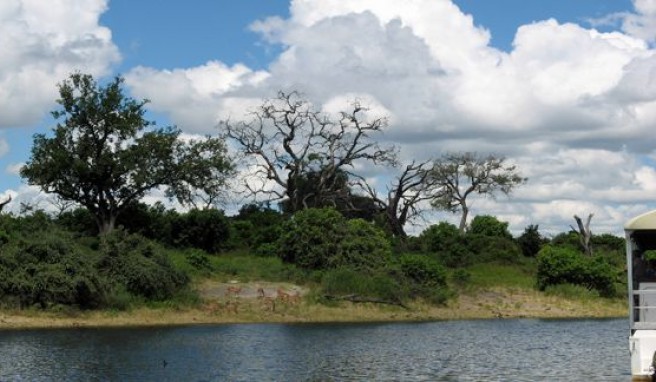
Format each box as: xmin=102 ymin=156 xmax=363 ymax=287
xmin=397 ymin=254 xmax=450 ymax=304
xmin=420 ymin=222 xmax=460 ymax=253
xmin=469 ymin=215 xmax=512 ymax=239
xmin=550 ymin=231 xmax=581 ymax=251
xmin=0 ymin=232 xmax=106 ymax=309
xmin=231 ymin=204 xmax=285 ymax=251
xmin=56 ymin=208 xmax=98 ymax=235
xmin=398 ymin=254 xmax=447 ymax=287
xmin=592 ymin=234 xmax=625 ymax=252
xmin=171 ymin=208 xmax=231 ymax=254
xmin=516 ymin=224 xmax=545 ymax=257
xmin=330 ymin=219 xmax=392 ymax=271
xmin=116 ymin=202 xmax=177 ymax=243
xmin=278 ymin=209 xmax=391 ymax=271
xmin=99 ymin=231 xmax=189 ymax=300
xmin=278 ymin=208 xmax=346 ymax=269
xmin=465 ymin=235 xmax=522 ymax=265
xmin=536 ymin=246 xmax=616 ymax=297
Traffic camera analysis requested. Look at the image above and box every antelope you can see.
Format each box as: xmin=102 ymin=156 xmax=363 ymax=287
xmin=224 ymin=285 xmax=242 ymax=297
xmin=277 ymin=288 xmax=291 ymax=303
xmin=261 ymin=297 xmax=276 ymax=312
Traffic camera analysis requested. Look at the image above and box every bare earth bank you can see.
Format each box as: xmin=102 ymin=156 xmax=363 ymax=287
xmin=0 ymin=281 xmax=627 ymax=330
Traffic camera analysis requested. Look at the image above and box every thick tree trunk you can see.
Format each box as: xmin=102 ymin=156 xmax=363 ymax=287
xmin=459 ymin=205 xmax=469 ymax=233
xmin=96 ymin=213 xmax=117 ymax=235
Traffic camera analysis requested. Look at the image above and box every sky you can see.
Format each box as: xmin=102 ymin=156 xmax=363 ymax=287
xmin=3 ymin=0 xmax=656 ymax=236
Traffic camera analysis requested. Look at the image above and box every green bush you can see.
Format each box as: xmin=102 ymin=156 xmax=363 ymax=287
xmin=171 ymin=208 xmax=231 ymax=254
xmin=469 ymin=215 xmax=512 ymax=239
xmin=419 ymin=222 xmax=473 ymax=268
xmin=278 ymin=208 xmax=346 ymax=269
xmin=451 ymin=269 xmax=471 ymax=286
xmin=397 ymin=254 xmax=450 ymax=304
xmin=465 ymin=235 xmax=522 ymax=265
xmin=330 ymin=219 xmax=392 ymax=271
xmin=99 ymin=231 xmax=189 ymax=300
xmin=536 ymin=246 xmax=616 ymax=297
xmin=230 ymin=204 xmax=285 ymax=250
xmin=398 ymin=254 xmax=447 ymax=287
xmin=550 ymin=231 xmax=581 ymax=251
xmin=185 ymin=249 xmax=212 ymax=271
xmin=0 ymin=232 xmax=106 ymax=309
xmin=278 ymin=208 xmax=391 ymax=272
xmin=434 ymin=241 xmax=472 ymax=268
xmin=420 ymin=222 xmax=460 ymax=253
xmin=516 ymin=224 xmax=546 ymax=257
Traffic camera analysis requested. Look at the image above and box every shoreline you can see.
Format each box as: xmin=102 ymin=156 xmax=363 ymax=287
xmin=0 ymin=287 xmax=628 ymax=330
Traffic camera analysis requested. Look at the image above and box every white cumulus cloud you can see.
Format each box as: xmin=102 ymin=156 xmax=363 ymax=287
xmin=0 ymin=0 xmax=119 ymax=128
xmin=121 ymin=0 xmax=656 ymax=235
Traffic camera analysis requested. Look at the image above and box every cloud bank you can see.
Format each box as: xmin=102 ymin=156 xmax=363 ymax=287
xmin=7 ymin=0 xmax=656 ymax=235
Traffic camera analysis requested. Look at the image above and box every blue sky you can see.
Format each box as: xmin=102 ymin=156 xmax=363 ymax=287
xmin=2 ymin=0 xmax=656 ymax=234
xmin=100 ymin=0 xmax=634 ymax=73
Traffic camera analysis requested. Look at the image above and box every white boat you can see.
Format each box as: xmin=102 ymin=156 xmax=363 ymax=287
xmin=626 ymin=210 xmax=656 ymax=381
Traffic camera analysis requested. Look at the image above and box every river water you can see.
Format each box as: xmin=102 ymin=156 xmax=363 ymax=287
xmin=0 ymin=318 xmax=629 ymax=381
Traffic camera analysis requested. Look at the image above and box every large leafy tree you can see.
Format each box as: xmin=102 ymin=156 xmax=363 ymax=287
xmin=221 ymin=91 xmax=396 ymax=213
xmin=21 ymin=73 xmax=233 ymax=235
xmin=428 ymin=152 xmax=526 ymax=232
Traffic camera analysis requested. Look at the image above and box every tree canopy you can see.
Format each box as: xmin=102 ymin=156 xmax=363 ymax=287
xmin=428 ymin=152 xmax=526 ymax=232
xmin=221 ymin=91 xmax=396 ymax=214
xmin=21 ymin=73 xmax=233 ymax=235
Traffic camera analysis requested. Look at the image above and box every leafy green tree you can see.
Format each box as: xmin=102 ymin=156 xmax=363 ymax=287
xmin=420 ymin=222 xmax=461 ymax=253
xmin=171 ymin=208 xmax=231 ymax=254
xmin=516 ymin=224 xmax=546 ymax=257
xmin=21 ymin=73 xmax=233 ymax=235
xmin=428 ymin=152 xmax=526 ymax=232
xmin=469 ymin=215 xmax=512 ymax=239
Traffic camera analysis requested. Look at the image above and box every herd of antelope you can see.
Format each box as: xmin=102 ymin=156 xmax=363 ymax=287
xmin=205 ymin=285 xmax=302 ymax=314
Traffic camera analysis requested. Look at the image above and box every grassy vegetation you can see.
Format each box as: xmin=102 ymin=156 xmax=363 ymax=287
xmin=460 ymin=261 xmax=537 ymax=289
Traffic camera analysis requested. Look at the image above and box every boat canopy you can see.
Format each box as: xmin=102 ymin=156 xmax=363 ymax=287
xmin=626 ymin=210 xmax=656 ymax=231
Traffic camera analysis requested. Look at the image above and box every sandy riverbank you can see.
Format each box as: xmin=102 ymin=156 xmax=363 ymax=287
xmin=0 ymin=283 xmax=627 ymax=330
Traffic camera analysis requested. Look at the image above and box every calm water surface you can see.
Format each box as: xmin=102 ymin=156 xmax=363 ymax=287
xmin=0 ymin=318 xmax=629 ymax=381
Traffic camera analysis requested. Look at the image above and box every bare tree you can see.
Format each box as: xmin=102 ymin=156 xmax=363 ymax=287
xmin=0 ymin=195 xmax=11 ymax=213
xmin=221 ymin=91 xmax=396 ymax=212
xmin=354 ymin=160 xmax=435 ymax=238
xmin=49 ymin=195 xmax=76 ymax=217
xmin=571 ymin=213 xmax=593 ymax=256
xmin=428 ymin=152 xmax=526 ymax=232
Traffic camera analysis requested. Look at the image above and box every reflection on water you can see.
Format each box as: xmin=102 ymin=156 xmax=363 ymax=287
xmin=0 ymin=318 xmax=629 ymax=381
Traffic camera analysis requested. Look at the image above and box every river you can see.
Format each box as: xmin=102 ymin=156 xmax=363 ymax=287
xmin=0 ymin=318 xmax=629 ymax=381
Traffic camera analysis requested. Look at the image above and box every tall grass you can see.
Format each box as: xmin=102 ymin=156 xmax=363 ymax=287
xmin=168 ymin=249 xmax=308 ymax=283
xmin=463 ymin=261 xmax=537 ymax=289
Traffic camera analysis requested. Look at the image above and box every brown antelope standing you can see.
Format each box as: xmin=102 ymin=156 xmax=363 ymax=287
xmin=288 ymin=290 xmax=301 ymax=305
xmin=224 ymin=285 xmax=242 ymax=297
xmin=261 ymin=296 xmax=276 ymax=312
xmin=276 ymin=288 xmax=291 ymax=303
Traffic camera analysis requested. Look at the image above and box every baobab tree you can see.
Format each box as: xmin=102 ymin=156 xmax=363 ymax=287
xmin=221 ymin=91 xmax=396 ymax=212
